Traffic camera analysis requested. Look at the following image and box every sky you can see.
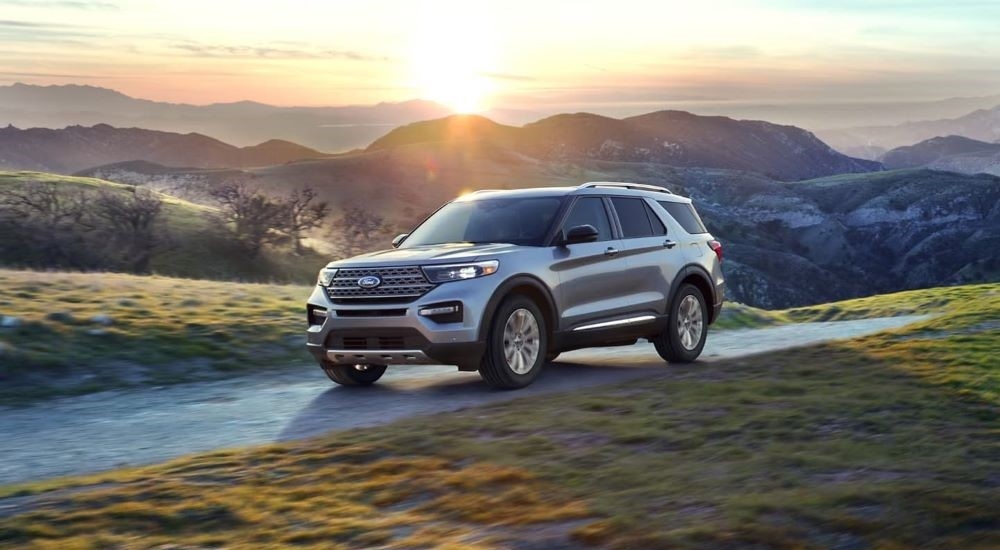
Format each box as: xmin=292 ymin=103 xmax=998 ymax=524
xmin=4 ymin=0 xmax=1000 ymax=113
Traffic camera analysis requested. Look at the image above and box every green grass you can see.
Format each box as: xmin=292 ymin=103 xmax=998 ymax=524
xmin=1 ymin=283 xmax=997 ymax=548
xmin=0 ymin=269 xmax=313 ymax=404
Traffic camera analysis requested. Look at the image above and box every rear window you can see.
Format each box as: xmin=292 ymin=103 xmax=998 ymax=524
xmin=659 ymin=201 xmax=708 ymax=234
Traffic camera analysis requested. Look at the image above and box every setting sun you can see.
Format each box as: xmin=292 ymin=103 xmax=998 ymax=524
xmin=409 ymin=5 xmax=497 ymax=113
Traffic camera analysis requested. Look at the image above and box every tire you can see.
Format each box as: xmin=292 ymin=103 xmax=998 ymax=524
xmin=322 ymin=363 xmax=387 ymax=386
xmin=479 ymin=295 xmax=548 ymax=389
xmin=653 ymin=283 xmax=708 ymax=363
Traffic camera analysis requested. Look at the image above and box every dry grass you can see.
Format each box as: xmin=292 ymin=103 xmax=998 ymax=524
xmin=0 ymin=269 xmax=312 ymax=403
xmin=1 ymin=283 xmax=997 ymax=548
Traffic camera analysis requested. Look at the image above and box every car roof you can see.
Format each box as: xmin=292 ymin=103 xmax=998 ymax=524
xmin=453 ymin=182 xmax=692 ymax=204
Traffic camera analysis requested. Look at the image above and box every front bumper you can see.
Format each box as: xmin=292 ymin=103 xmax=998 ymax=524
xmin=305 ymin=277 xmax=494 ymax=370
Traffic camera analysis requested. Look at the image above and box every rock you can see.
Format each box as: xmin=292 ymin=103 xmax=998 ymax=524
xmin=90 ymin=314 xmax=114 ymax=326
xmin=1 ymin=315 xmax=21 ymax=328
xmin=46 ymin=311 xmax=75 ymax=323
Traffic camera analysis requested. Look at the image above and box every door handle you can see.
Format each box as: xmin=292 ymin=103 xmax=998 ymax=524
xmin=663 ymin=239 xmax=677 ymax=249
xmin=604 ymin=247 xmax=619 ymax=257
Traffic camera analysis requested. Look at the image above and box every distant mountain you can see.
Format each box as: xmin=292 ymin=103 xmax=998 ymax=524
xmin=0 ymin=83 xmax=453 ymax=151
xmin=0 ymin=124 xmax=325 ymax=173
xmin=881 ymin=135 xmax=1000 ymax=176
xmin=369 ymin=112 xmax=882 ymax=181
xmin=819 ymin=105 xmax=1000 ymax=154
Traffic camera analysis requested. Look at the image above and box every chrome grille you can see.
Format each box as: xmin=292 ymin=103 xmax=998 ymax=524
xmin=326 ymin=266 xmax=435 ymax=302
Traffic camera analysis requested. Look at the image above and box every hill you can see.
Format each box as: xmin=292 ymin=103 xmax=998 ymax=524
xmin=0 ymin=83 xmax=452 ymax=151
xmin=881 ymin=135 xmax=1000 ymax=176
xmin=0 ymin=171 xmax=325 ymax=282
xmin=0 ymin=124 xmax=326 ymax=174
xmin=819 ymin=104 xmax=1000 ymax=154
xmin=2 ymin=283 xmax=996 ymax=547
xmin=368 ymin=112 xmax=882 ymax=181
xmin=86 ymin=144 xmax=1000 ymax=308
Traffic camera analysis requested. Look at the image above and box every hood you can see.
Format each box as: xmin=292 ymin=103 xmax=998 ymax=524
xmin=326 ymin=242 xmax=528 ymax=268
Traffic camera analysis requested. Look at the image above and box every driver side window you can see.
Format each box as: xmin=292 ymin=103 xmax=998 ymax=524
xmin=562 ymin=197 xmax=613 ymax=242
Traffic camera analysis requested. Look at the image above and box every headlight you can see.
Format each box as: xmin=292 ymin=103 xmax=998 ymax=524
xmin=317 ymin=267 xmax=338 ymax=287
xmin=422 ymin=260 xmax=499 ymax=283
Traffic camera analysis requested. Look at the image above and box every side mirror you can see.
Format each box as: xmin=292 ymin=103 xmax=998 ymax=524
xmin=563 ymin=224 xmax=599 ymax=245
xmin=391 ymin=233 xmax=409 ymax=248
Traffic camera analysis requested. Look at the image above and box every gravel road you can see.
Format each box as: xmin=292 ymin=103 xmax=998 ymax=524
xmin=0 ymin=315 xmax=926 ymax=486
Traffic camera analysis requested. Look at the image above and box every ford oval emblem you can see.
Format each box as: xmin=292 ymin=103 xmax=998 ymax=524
xmin=357 ymin=275 xmax=382 ymax=289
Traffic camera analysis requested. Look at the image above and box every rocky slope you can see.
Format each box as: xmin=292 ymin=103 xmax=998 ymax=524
xmin=369 ymin=113 xmax=882 ymax=181
xmin=0 ymin=124 xmax=326 ymax=173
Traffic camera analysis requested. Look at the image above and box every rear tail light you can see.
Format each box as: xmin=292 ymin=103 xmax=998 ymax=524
xmin=708 ymin=240 xmax=722 ymax=263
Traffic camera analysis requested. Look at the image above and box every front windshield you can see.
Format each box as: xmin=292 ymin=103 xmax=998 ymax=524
xmin=402 ymin=197 xmax=564 ymax=247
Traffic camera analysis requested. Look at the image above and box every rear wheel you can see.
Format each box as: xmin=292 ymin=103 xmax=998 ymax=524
xmin=479 ymin=296 xmax=547 ymax=389
xmin=322 ymin=363 xmax=387 ymax=386
xmin=653 ymin=283 xmax=707 ymax=363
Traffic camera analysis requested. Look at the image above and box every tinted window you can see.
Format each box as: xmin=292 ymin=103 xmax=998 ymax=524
xmin=659 ymin=201 xmax=708 ymax=234
xmin=562 ymin=197 xmax=612 ymax=242
xmin=644 ymin=202 xmax=667 ymax=235
xmin=403 ymin=197 xmax=562 ymax=247
xmin=611 ymin=197 xmax=654 ymax=238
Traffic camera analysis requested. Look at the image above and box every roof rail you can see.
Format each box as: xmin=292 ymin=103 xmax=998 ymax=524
xmin=577 ymin=181 xmax=672 ymax=194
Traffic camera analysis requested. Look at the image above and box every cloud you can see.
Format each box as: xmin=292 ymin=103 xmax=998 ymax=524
xmin=0 ymin=19 xmax=102 ymax=42
xmin=168 ymin=42 xmax=389 ymax=62
xmin=0 ymin=0 xmax=118 ymax=8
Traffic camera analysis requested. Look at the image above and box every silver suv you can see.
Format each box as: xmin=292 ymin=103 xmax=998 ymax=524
xmin=306 ymin=182 xmax=724 ymax=389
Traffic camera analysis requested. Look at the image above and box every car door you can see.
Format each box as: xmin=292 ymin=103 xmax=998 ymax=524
xmin=608 ymin=196 xmax=684 ymax=317
xmin=551 ymin=196 xmax=630 ymax=330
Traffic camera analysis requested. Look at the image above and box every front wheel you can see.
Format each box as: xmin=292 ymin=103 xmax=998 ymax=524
xmin=479 ymin=296 xmax=548 ymax=389
xmin=322 ymin=363 xmax=387 ymax=386
xmin=652 ymin=283 xmax=707 ymax=363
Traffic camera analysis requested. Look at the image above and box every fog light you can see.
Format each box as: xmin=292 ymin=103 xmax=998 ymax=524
xmin=419 ymin=305 xmax=459 ymax=316
xmin=308 ymin=306 xmax=328 ymax=326
xmin=418 ymin=302 xmax=463 ymax=323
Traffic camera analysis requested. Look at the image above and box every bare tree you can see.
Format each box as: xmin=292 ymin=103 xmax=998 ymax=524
xmin=283 ymin=187 xmax=329 ymax=255
xmin=93 ymin=186 xmax=164 ymax=273
xmin=209 ymin=179 xmax=288 ymax=258
xmin=331 ymin=206 xmax=389 ymax=258
xmin=0 ymin=182 xmax=97 ymax=268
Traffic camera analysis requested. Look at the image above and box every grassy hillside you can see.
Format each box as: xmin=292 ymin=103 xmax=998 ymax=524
xmin=1 ymin=266 xmax=994 ymax=404
xmin=0 ymin=269 xmax=312 ymax=403
xmin=0 ymin=171 xmax=327 ymax=282
xmin=0 ymin=284 xmax=996 ymax=548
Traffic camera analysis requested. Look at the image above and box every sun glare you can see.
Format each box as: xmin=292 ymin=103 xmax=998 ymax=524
xmin=410 ymin=4 xmax=497 ymax=114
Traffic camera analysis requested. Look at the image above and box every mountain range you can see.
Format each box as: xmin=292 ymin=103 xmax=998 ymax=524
xmin=880 ymin=135 xmax=1000 ymax=176
xmin=819 ymin=105 xmax=1000 ymax=158
xmin=368 ymin=112 xmax=882 ymax=181
xmin=0 ymin=83 xmax=453 ymax=151
xmin=0 ymin=124 xmax=325 ymax=173
xmin=2 ymin=111 xmax=881 ymax=180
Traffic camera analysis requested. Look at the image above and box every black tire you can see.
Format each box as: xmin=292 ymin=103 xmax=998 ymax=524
xmin=653 ymin=283 xmax=708 ymax=363
xmin=479 ymin=295 xmax=548 ymax=389
xmin=322 ymin=363 xmax=387 ymax=386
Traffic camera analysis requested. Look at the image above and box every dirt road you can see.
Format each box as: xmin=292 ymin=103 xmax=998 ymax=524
xmin=0 ymin=315 xmax=925 ymax=486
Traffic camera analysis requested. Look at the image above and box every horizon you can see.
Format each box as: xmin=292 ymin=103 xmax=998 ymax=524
xmin=5 ymin=0 xmax=1000 ymax=117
